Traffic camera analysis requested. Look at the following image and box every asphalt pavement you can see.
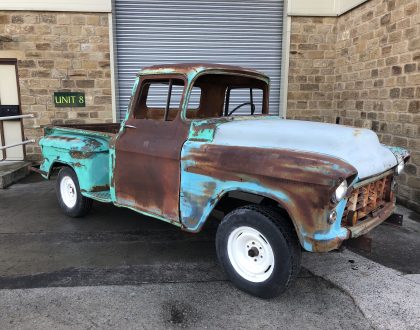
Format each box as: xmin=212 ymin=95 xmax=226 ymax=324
xmin=0 ymin=174 xmax=419 ymax=329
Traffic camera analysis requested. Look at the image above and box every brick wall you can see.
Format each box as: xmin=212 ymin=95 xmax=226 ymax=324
xmin=0 ymin=11 xmax=113 ymax=161
xmin=288 ymin=0 xmax=420 ymax=212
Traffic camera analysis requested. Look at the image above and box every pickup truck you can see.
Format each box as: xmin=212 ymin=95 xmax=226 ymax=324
xmin=39 ymin=63 xmax=410 ymax=298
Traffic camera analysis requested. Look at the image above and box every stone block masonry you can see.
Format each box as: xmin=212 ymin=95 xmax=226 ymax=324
xmin=288 ymin=0 xmax=420 ymax=212
xmin=0 ymin=11 xmax=113 ymax=161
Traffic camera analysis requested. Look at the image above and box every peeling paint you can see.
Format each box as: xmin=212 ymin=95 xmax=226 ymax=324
xmin=38 ymin=64 xmax=411 ymax=254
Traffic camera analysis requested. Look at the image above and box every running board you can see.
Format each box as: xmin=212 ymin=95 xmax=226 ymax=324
xmin=83 ymin=191 xmax=112 ymax=203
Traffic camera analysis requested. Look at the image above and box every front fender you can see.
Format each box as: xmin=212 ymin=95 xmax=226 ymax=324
xmin=180 ymin=141 xmax=355 ymax=251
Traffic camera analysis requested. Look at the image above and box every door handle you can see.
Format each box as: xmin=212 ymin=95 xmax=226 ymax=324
xmin=124 ymin=124 xmax=136 ymax=129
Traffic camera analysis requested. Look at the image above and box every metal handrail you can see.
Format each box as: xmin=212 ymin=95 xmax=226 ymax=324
xmin=0 ymin=139 xmax=35 ymax=150
xmin=0 ymin=114 xmax=34 ymax=121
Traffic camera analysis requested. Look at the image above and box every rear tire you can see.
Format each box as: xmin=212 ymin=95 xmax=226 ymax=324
xmin=216 ymin=205 xmax=301 ymax=298
xmin=56 ymin=167 xmax=92 ymax=217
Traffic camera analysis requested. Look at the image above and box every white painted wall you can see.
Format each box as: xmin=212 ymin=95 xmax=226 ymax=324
xmin=338 ymin=0 xmax=370 ymax=14
xmin=0 ymin=0 xmax=111 ymax=13
xmin=288 ymin=0 xmax=369 ymax=16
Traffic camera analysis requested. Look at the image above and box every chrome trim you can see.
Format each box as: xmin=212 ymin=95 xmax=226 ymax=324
xmin=353 ymin=169 xmax=394 ymax=189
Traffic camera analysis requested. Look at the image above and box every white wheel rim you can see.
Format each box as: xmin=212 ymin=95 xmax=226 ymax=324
xmin=60 ymin=176 xmax=77 ymax=208
xmin=227 ymin=226 xmax=275 ymax=283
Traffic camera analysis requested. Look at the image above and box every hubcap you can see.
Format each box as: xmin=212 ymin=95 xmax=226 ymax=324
xmin=227 ymin=226 xmax=275 ymax=283
xmin=60 ymin=176 xmax=77 ymax=208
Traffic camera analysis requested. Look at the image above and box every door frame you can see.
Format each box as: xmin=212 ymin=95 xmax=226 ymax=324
xmin=0 ymin=58 xmax=25 ymax=161
xmin=112 ymin=73 xmax=191 ymax=223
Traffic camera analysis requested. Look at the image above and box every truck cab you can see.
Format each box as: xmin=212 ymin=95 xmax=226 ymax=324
xmin=39 ymin=64 xmax=410 ymax=298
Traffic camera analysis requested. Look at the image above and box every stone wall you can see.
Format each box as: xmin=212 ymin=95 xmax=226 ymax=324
xmin=288 ymin=17 xmax=338 ymax=123
xmin=0 ymin=11 xmax=113 ymax=161
xmin=287 ymin=0 xmax=420 ymax=212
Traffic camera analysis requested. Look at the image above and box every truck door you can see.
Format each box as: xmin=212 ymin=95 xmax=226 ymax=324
xmin=113 ymin=76 xmax=190 ymax=222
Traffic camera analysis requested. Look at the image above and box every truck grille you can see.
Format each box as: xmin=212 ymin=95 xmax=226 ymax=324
xmin=342 ymin=174 xmax=393 ymax=226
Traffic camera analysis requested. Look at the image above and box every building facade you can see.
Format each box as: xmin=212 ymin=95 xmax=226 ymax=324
xmin=0 ymin=9 xmax=113 ymax=159
xmin=287 ymin=0 xmax=420 ymax=212
xmin=0 ymin=0 xmax=419 ymax=212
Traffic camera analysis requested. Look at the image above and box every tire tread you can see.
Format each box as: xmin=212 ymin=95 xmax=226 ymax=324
xmin=239 ymin=205 xmax=301 ymax=289
xmin=56 ymin=167 xmax=93 ymax=218
xmin=217 ymin=204 xmax=301 ymax=297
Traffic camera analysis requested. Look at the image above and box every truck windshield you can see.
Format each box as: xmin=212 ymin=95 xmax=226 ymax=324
xmin=185 ymin=73 xmax=269 ymax=119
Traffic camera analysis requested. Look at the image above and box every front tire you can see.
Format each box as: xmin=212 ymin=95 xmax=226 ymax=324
xmin=56 ymin=167 xmax=92 ymax=217
xmin=216 ymin=205 xmax=301 ymax=298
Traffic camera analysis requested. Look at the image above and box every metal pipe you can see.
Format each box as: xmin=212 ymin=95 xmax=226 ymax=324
xmin=0 ymin=114 xmax=34 ymax=121
xmin=0 ymin=139 xmax=35 ymax=150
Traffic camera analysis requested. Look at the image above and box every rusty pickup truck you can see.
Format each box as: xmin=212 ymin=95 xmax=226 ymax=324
xmin=39 ymin=64 xmax=410 ymax=298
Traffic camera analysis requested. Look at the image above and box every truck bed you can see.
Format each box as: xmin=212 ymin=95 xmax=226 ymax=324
xmin=52 ymin=123 xmax=121 ymax=135
xmin=40 ymin=123 xmax=118 ymax=199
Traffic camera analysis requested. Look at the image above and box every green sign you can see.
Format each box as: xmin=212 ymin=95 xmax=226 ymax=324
xmin=54 ymin=92 xmax=85 ymax=107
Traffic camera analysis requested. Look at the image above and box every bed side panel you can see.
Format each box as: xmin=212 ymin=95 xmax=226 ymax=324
xmin=39 ymin=129 xmax=111 ymax=193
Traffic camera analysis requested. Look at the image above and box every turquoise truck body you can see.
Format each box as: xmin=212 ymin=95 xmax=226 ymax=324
xmin=39 ymin=64 xmax=410 ymax=253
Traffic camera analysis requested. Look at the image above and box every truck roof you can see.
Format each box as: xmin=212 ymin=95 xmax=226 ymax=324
xmin=138 ymin=63 xmax=269 ymax=82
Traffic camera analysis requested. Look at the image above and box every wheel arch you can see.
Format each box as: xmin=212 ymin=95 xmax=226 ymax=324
xmin=45 ymin=160 xmax=74 ymax=179
xmin=42 ymin=155 xmax=109 ymax=194
xmin=184 ymin=188 xmax=303 ymax=246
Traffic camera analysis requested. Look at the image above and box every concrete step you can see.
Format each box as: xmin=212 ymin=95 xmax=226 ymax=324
xmin=0 ymin=161 xmax=31 ymax=189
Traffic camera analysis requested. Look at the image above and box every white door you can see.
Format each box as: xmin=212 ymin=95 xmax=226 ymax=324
xmin=0 ymin=63 xmax=24 ymax=161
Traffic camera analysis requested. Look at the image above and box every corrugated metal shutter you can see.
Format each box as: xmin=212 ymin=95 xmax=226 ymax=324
xmin=114 ymin=0 xmax=284 ymax=121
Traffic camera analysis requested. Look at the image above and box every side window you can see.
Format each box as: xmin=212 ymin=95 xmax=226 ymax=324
xmin=134 ymin=78 xmax=185 ymax=121
xmin=225 ymin=88 xmax=263 ymax=116
xmin=183 ymin=86 xmax=202 ymax=119
xmin=188 ymin=87 xmax=202 ymax=109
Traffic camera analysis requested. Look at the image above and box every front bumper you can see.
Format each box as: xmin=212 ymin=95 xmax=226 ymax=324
xmin=346 ymin=201 xmax=394 ymax=238
xmin=301 ymin=201 xmax=395 ymax=252
xmin=301 ymin=169 xmax=396 ymax=252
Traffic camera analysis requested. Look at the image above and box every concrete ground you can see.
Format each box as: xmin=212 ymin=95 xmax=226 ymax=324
xmin=0 ymin=174 xmax=419 ymax=329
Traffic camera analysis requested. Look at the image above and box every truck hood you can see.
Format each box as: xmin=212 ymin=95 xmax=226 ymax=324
xmin=211 ymin=119 xmax=399 ymax=180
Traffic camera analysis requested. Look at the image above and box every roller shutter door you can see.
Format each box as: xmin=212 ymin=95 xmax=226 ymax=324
xmin=114 ymin=0 xmax=284 ymax=121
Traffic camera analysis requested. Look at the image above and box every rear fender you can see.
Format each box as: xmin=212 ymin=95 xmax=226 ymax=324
xmin=39 ymin=133 xmax=110 ymax=193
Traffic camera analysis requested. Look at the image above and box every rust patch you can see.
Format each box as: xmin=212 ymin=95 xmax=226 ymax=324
xmin=54 ymin=123 xmax=120 ymax=134
xmin=90 ymin=184 xmax=110 ymax=192
xmin=45 ymin=135 xmax=78 ymax=142
xmin=140 ymin=63 xmax=267 ymax=81
xmin=181 ymin=143 xmax=358 ymax=247
xmin=113 ymin=114 xmax=190 ymax=222
xmin=342 ymin=174 xmax=393 ymax=226
xmin=184 ymin=144 xmax=356 ymax=187
xmin=303 ymin=235 xmax=349 ymax=252
xmin=69 ymin=150 xmax=94 ymax=159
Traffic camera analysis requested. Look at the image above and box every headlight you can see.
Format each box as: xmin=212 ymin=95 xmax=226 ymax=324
xmin=332 ymin=180 xmax=348 ymax=203
xmin=396 ymin=161 xmax=404 ymax=175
